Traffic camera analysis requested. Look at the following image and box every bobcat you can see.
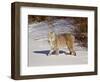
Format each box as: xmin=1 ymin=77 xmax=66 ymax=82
xmin=48 ymin=32 xmax=76 ymax=56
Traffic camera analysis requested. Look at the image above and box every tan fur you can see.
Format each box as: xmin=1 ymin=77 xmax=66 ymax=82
xmin=48 ymin=32 xmax=76 ymax=56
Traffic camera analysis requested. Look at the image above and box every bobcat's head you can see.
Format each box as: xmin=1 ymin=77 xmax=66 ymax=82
xmin=48 ymin=32 xmax=56 ymax=49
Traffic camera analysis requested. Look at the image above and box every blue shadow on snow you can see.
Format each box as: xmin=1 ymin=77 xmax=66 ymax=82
xmin=33 ymin=50 xmax=69 ymax=56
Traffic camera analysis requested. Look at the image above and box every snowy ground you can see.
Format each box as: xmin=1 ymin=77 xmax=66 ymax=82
xmin=28 ymin=19 xmax=88 ymax=66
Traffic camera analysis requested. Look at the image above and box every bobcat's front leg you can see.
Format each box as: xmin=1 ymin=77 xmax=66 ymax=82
xmin=48 ymin=49 xmax=53 ymax=56
xmin=55 ymin=49 xmax=59 ymax=55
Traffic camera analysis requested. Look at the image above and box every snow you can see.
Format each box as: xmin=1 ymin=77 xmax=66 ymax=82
xmin=28 ymin=19 xmax=88 ymax=66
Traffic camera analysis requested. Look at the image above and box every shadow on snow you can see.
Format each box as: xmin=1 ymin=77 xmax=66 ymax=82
xmin=33 ymin=50 xmax=71 ymax=56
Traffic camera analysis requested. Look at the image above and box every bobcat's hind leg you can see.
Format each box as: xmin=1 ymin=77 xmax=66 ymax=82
xmin=73 ymin=50 xmax=76 ymax=56
xmin=66 ymin=41 xmax=76 ymax=56
xmin=69 ymin=51 xmax=76 ymax=56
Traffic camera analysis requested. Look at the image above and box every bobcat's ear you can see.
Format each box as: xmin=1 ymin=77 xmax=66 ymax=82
xmin=52 ymin=32 xmax=55 ymax=36
xmin=48 ymin=32 xmax=53 ymax=35
xmin=48 ymin=32 xmax=55 ymax=36
xmin=53 ymin=32 xmax=56 ymax=35
xmin=48 ymin=32 xmax=51 ymax=36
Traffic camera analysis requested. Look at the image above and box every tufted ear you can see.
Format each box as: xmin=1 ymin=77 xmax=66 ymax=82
xmin=48 ymin=32 xmax=55 ymax=36
xmin=52 ymin=32 xmax=56 ymax=37
xmin=48 ymin=32 xmax=51 ymax=35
